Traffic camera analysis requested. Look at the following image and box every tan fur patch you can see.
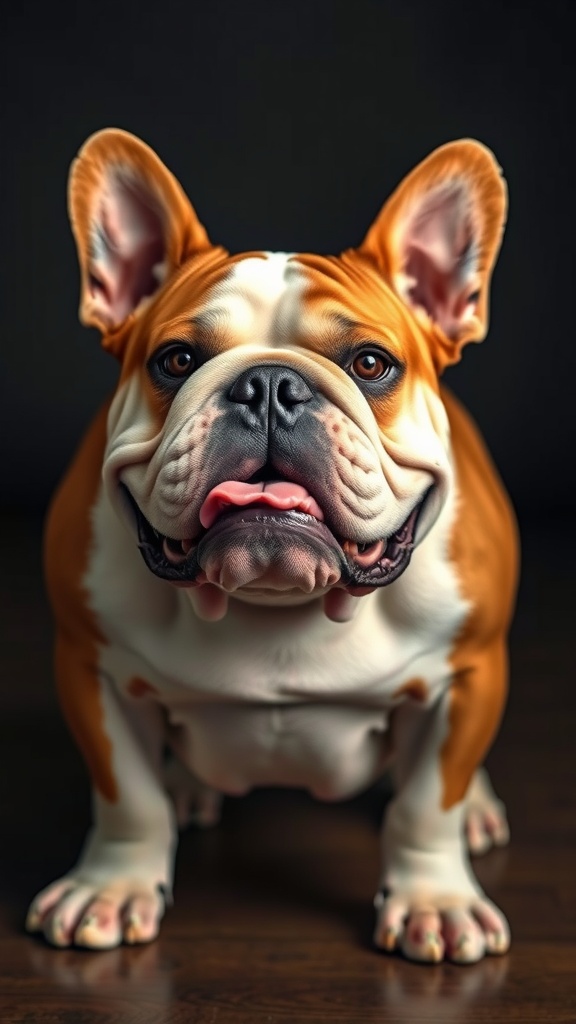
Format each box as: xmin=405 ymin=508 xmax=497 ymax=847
xmin=45 ymin=402 xmax=119 ymax=804
xmin=439 ymin=387 xmax=519 ymax=809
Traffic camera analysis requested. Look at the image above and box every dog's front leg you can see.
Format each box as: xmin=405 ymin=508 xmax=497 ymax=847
xmin=26 ymin=639 xmax=175 ymax=950
xmin=375 ymin=642 xmax=509 ymax=964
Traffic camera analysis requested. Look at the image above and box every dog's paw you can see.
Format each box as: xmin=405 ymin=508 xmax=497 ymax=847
xmin=465 ymin=768 xmax=510 ymax=855
xmin=373 ymin=892 xmax=510 ymax=964
xmin=26 ymin=877 xmax=165 ymax=950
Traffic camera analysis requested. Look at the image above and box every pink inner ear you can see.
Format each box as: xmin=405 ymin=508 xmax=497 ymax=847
xmin=401 ymin=182 xmax=480 ymax=339
xmin=88 ymin=170 xmax=166 ymax=327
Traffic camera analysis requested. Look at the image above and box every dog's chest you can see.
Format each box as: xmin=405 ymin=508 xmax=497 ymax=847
xmin=88 ymin=490 xmax=467 ymax=795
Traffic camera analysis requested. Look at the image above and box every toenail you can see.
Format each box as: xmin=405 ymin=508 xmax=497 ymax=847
xmin=124 ymin=914 xmax=142 ymax=944
xmin=51 ymin=916 xmax=69 ymax=944
xmin=80 ymin=914 xmax=97 ymax=928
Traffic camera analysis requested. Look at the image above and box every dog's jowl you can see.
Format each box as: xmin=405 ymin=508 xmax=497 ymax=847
xmin=27 ymin=130 xmax=518 ymax=962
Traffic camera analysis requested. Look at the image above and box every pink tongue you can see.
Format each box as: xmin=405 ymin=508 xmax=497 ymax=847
xmin=199 ymin=481 xmax=324 ymax=530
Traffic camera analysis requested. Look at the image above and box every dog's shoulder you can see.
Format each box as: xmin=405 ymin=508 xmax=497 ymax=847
xmin=44 ymin=400 xmax=111 ymax=635
xmin=441 ymin=384 xmax=519 ymax=642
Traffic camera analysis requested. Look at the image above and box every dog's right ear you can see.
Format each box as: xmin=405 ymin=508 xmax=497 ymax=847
xmin=68 ymin=129 xmax=216 ymax=341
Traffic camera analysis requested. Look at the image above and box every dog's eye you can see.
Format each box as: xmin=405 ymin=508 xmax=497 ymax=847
xmin=157 ymin=345 xmax=196 ymax=379
xmin=349 ymin=349 xmax=392 ymax=382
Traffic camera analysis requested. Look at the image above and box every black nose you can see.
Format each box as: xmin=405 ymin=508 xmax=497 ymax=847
xmin=228 ymin=365 xmax=313 ymax=430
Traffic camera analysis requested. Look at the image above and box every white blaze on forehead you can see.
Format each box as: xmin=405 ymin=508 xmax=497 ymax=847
xmin=200 ymin=252 xmax=305 ymax=348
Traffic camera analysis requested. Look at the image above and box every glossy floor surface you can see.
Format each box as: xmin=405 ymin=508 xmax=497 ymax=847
xmin=0 ymin=516 xmax=574 ymax=1023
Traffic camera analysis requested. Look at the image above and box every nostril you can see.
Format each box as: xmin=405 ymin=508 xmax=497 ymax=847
xmin=277 ymin=375 xmax=313 ymax=408
xmin=228 ymin=374 xmax=266 ymax=406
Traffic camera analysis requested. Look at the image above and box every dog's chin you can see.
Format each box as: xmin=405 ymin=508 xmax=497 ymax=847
xmin=122 ymin=486 xmax=430 ymax=595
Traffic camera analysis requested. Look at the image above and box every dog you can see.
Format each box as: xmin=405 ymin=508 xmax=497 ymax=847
xmin=26 ymin=129 xmax=518 ymax=963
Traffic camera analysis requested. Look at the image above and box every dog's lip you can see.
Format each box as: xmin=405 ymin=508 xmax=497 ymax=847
xmin=137 ymin=479 xmax=329 ymax=568
xmin=121 ymin=482 xmax=431 ymax=588
xmin=195 ymin=504 xmax=338 ymax=553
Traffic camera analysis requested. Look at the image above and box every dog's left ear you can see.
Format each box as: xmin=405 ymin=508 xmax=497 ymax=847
xmin=68 ymin=128 xmax=215 ymax=340
xmin=357 ymin=140 xmax=507 ymax=369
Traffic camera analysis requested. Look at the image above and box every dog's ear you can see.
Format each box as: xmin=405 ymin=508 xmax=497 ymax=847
xmin=68 ymin=128 xmax=215 ymax=337
xmin=357 ymin=140 xmax=507 ymax=369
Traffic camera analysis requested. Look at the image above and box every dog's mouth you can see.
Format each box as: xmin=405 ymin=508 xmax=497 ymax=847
xmin=122 ymin=479 xmax=430 ymax=591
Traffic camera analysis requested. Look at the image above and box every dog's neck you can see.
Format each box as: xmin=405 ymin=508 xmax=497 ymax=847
xmin=183 ymin=583 xmax=363 ymax=623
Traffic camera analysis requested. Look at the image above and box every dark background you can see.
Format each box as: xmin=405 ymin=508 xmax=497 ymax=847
xmin=1 ymin=0 xmax=574 ymax=521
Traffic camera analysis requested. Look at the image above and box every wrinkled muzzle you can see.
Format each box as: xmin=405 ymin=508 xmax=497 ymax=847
xmin=111 ymin=356 xmax=446 ymax=604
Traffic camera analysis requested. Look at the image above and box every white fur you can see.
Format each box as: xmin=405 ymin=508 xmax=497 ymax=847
xmin=200 ymin=253 xmax=305 ymax=348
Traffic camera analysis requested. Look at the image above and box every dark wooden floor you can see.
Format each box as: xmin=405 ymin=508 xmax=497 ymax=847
xmin=1 ymin=514 xmax=575 ymax=1023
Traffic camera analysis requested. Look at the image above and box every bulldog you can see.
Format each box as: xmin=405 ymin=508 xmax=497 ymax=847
xmin=26 ymin=130 xmax=518 ymax=963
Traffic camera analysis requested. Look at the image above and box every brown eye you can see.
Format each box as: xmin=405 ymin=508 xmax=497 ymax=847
xmin=159 ymin=345 xmax=195 ymax=379
xmin=350 ymin=349 xmax=392 ymax=382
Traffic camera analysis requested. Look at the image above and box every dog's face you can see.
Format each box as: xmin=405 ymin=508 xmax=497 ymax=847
xmin=69 ymin=131 xmax=506 ymax=619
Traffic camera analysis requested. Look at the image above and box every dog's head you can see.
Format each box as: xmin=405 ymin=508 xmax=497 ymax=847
xmin=68 ymin=130 xmax=506 ymax=620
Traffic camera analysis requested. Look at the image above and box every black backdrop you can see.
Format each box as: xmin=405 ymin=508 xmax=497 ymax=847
xmin=1 ymin=0 xmax=574 ymax=522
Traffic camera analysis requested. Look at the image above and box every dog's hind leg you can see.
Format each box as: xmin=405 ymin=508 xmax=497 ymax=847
xmin=464 ymin=767 xmax=509 ymax=855
xmin=163 ymin=755 xmax=223 ymax=830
